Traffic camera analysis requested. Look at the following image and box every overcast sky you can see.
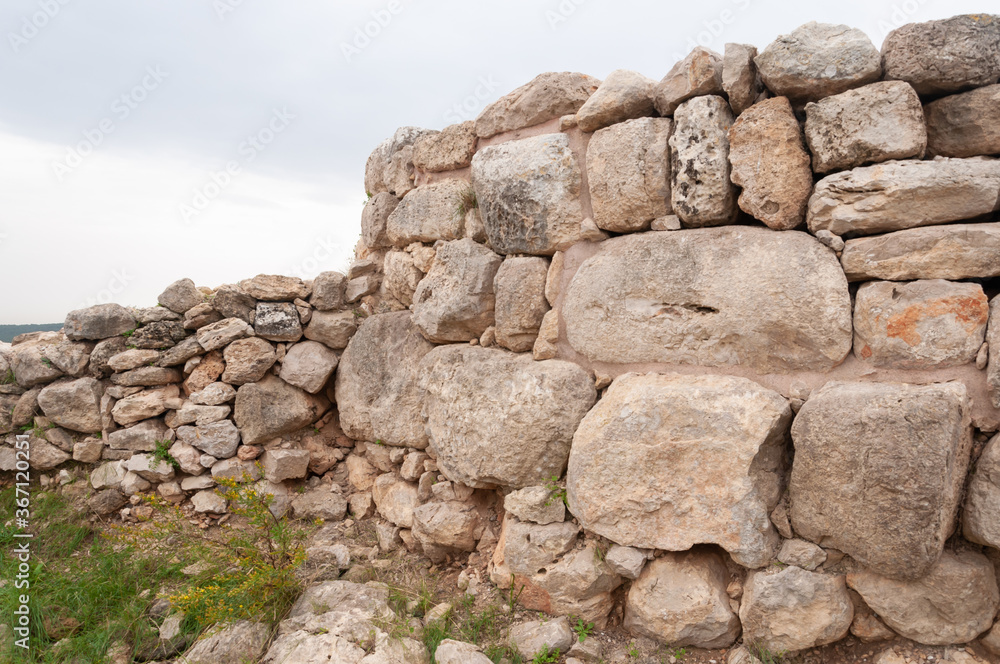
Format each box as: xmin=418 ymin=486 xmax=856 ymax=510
xmin=0 ymin=0 xmax=986 ymax=323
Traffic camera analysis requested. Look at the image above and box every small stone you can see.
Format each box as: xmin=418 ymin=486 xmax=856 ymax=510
xmin=158 ymin=279 xmax=204 ymax=314
xmin=191 ymin=490 xmax=227 ymax=514
xmin=221 ymin=337 xmax=276 ymax=385
xmin=238 ymin=275 xmax=309 ymax=301
xmin=650 ymin=215 xmax=681 ymax=231
xmin=126 ymin=454 xmax=175 ymax=483
xmin=653 ymin=47 xmax=723 ymax=116
xmin=503 ymin=485 xmax=565 ymax=525
xmin=605 ymin=545 xmax=647 ymax=579
xmin=777 ymin=539 xmax=828 ymax=571
xmin=814 ymin=230 xmax=844 ymax=252
xmin=195 ymin=318 xmax=253 ymax=352
xmin=576 ymin=69 xmax=656 ymax=133
xmin=261 ymin=449 xmax=310 ymax=483
xmin=303 ymin=311 xmax=358 ymax=350
xmin=509 ymin=616 xmax=574 ymax=660
xmin=253 ymin=302 xmax=302 ymax=342
xmin=723 ymin=43 xmax=764 ymax=115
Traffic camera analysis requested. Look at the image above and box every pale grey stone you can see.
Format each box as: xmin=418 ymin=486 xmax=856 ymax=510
xmin=475 ymin=72 xmax=600 ymax=138
xmin=576 ymin=69 xmax=656 ymax=132
xmin=653 ymin=47 xmax=723 ymax=116
xmin=670 ymin=96 xmax=737 ymax=227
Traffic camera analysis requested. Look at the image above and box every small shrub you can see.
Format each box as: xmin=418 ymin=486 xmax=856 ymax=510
xmin=454 ymin=187 xmax=478 ymax=219
xmin=152 ymin=439 xmax=179 ymax=469
xmin=748 ymin=642 xmax=786 ymax=664
xmin=571 ymin=616 xmax=593 ymax=643
xmin=543 ymin=475 xmax=568 ymax=508
xmin=532 ymin=644 xmax=559 ymax=664
xmin=1 ymin=368 xmax=15 ymax=384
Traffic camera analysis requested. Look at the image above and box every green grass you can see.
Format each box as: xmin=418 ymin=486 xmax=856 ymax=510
xmin=0 ymin=486 xmax=189 ymax=663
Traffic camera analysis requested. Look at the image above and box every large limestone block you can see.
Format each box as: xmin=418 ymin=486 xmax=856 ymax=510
xmin=221 ymin=337 xmax=276 ymax=385
xmin=385 ymin=179 xmax=468 ymax=247
xmin=624 ymin=551 xmax=740 ymax=649
xmin=653 ymin=47 xmax=724 ymax=116
xmin=562 ymin=228 xmax=852 ymax=371
xmin=790 ymin=381 xmax=971 ymax=580
xmin=853 ymin=280 xmax=988 ymax=369
xmin=364 ymin=126 xmax=437 ymax=196
xmin=278 ymin=340 xmax=339 ymax=394
xmin=308 ymin=271 xmax=346 ymax=312
xmin=11 ymin=342 xmax=63 ymax=387
xmin=722 ymin=42 xmax=764 ymax=115
xmin=419 ymin=345 xmax=595 ymax=488
xmin=881 ymin=14 xmax=1000 ymax=96
xmin=670 ymin=96 xmax=737 ymax=227
xmin=361 ymin=192 xmax=398 ymax=250
xmin=804 ymin=81 xmax=926 ymax=173
xmin=474 ymin=72 xmax=600 ymax=138
xmin=840 ymin=223 xmax=1000 ymax=282
xmin=238 ymin=274 xmax=309 ymax=301
xmin=64 ymin=304 xmax=135 ymax=341
xmin=567 ymin=373 xmax=790 ymax=568
xmin=807 ymin=158 xmax=1000 ymax=237
xmin=740 ymin=566 xmax=854 ymax=653
xmin=587 ymin=117 xmax=671 ymax=233
xmin=754 ymin=22 xmax=881 ymax=103
xmin=37 ymin=378 xmax=102 ymax=433
xmin=412 ymin=500 xmax=484 ymax=562
xmin=990 ymin=297 xmax=1000 ymax=409
xmin=233 ymin=375 xmax=327 ymax=446
xmin=334 ymin=312 xmax=434 ymax=448
xmin=471 ymin=133 xmax=587 ymax=255
xmin=411 ymin=238 xmax=502 ymax=343
xmin=728 ymin=96 xmax=813 ymax=230
xmin=575 ymin=69 xmax=656 ymax=133
xmin=493 ymin=257 xmax=550 ymax=353
xmin=253 ymin=302 xmax=301 ymax=342
xmin=303 ymin=310 xmax=357 ymax=350
xmin=848 ymin=551 xmax=999 ymax=646
xmin=964 ymin=433 xmax=1000 ymax=548
xmin=412 ymin=121 xmax=476 ymax=172
xmin=925 ymin=84 xmax=1000 ymax=158
xmin=381 ymin=251 xmax=423 ymax=308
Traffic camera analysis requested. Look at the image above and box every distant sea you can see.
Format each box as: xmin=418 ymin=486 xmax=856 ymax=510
xmin=0 ymin=324 xmax=64 ymax=343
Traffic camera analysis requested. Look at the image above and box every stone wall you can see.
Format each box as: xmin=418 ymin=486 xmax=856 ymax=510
xmin=5 ymin=12 xmax=1000 ymax=657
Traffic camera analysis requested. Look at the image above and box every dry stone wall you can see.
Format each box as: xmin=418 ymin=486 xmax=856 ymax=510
xmin=5 ymin=12 xmax=1000 ymax=658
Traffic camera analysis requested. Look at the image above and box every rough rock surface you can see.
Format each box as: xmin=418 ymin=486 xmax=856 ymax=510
xmin=278 ymin=340 xmax=339 ymax=394
xmin=176 ymin=420 xmax=241 ymax=458
xmin=233 ymin=375 xmax=326 ymax=446
xmin=576 ymin=69 xmax=656 ymax=133
xmin=653 ymin=47 xmax=723 ymax=116
xmin=847 ymin=551 xmax=999 ymax=646
xmin=728 ymin=96 xmax=813 ymax=230
xmin=669 ymin=96 xmax=737 ymax=227
xmin=963 ymin=433 xmax=1000 ymax=549
xmin=587 ymin=117 xmax=671 ymax=233
xmin=925 ymin=84 xmax=1000 ymax=158
xmin=804 ymin=81 xmax=926 ymax=173
xmin=789 ymin=381 xmax=971 ymax=580
xmin=990 ymin=297 xmax=1000 ymax=409
xmin=361 ymin=192 xmax=398 ymax=250
xmin=411 ymin=239 xmax=502 ymax=343
xmin=308 ymin=272 xmax=346 ymax=312
xmin=754 ymin=22 xmax=881 ymax=103
xmin=493 ymin=257 xmax=550 ymax=353
xmin=806 ymin=158 xmax=1000 ymax=237
xmin=471 ymin=133 xmax=586 ymax=255
xmin=372 ymin=474 xmax=420 ymax=528
xmin=420 ymin=345 xmax=595 ymax=488
xmin=239 ymin=275 xmax=309 ymax=302
xmin=881 ymin=14 xmax=1000 ymax=95
xmin=475 ymin=72 xmax=600 ymax=138
xmin=412 ymin=500 xmax=484 ymax=562
xmin=335 ymin=312 xmax=434 ymax=448
xmin=840 ymin=223 xmax=1000 ymax=282
xmin=385 ymin=179 xmax=468 ymax=246
xmin=624 ymin=550 xmax=740 ymax=648
xmin=777 ymin=539 xmax=828 ymax=571
xmin=568 ymin=373 xmax=789 ymax=568
xmin=853 ymin=280 xmax=988 ymax=369
xmin=37 ymin=378 xmax=102 ymax=433
xmin=108 ymin=418 xmax=173 ymax=452
xmin=253 ymin=302 xmax=301 ymax=342
xmin=303 ymin=311 xmax=357 ymax=350
xmin=509 ymin=617 xmax=574 ymax=659
xmin=178 ymin=620 xmax=270 ymax=664
xmin=412 ymin=121 xmax=477 ymax=172
xmin=158 ymin=278 xmax=203 ymax=314
xmin=434 ymin=640 xmax=493 ymax=664
xmin=64 ymin=304 xmax=135 ymax=341
xmin=196 ymin=318 xmax=253 ymax=352
xmin=562 ymin=228 xmax=852 ymax=371
xmin=740 ymin=566 xmax=854 ymax=653
xmin=504 ymin=485 xmax=565 ymax=526
xmin=723 ymin=42 xmax=764 ymax=115
xmin=221 ymin=337 xmax=276 ymax=385
xmin=381 ymin=251 xmax=423 ymax=307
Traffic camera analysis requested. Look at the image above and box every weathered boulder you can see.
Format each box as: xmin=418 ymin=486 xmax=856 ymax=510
xmin=840 ymin=223 xmax=1000 ymax=282
xmin=107 ymin=349 xmax=160 ymax=373
xmin=195 ymin=318 xmax=253 ymax=352
xmin=925 ymin=84 xmax=1000 ymax=158
xmin=111 ymin=366 xmax=181 ymax=387
xmin=253 ymin=302 xmax=301 ymax=342
xmin=308 ymin=271 xmax=346 ymax=312
xmin=381 ymin=250 xmax=423 ymax=307
xmin=88 ymin=488 xmax=128 ymax=516
xmin=807 ymin=158 xmax=1000 ymax=237
xmin=411 ymin=238 xmax=502 ymax=343
xmin=853 ymin=280 xmax=988 ymax=369
xmin=64 ymin=304 xmax=135 ymax=341
xmin=37 ymin=378 xmax=102 ymax=433
xmin=670 ymin=96 xmax=737 ymax=226
xmin=211 ymin=458 xmax=263 ymax=482
xmin=754 ymin=22 xmax=881 ymax=103
xmin=361 ymin=192 xmax=398 ymax=250
xmin=111 ymin=385 xmax=179 ymax=426
xmin=335 ymin=312 xmax=434 ymax=448
xmin=963 ymin=433 xmax=1000 ymax=549
xmin=158 ymin=278 xmax=204 ymax=314
xmin=88 ymin=337 xmax=127 ymax=377
xmin=303 ymin=310 xmax=357 ymax=350
xmin=790 ymin=381 xmax=971 ymax=580
xmin=471 ymin=133 xmax=587 ymax=255
xmin=576 ymin=69 xmax=656 ymax=132
xmin=127 ymin=321 xmax=187 ymax=350
xmin=211 ymin=285 xmax=257 ymax=323
xmin=108 ymin=418 xmax=173 ymax=452
xmin=722 ymin=42 xmax=764 ymax=115
xmin=881 ymin=14 xmax=1000 ymax=96
xmin=493 ymin=257 xmax=550 ymax=352
xmin=412 ymin=500 xmax=484 ymax=562
xmin=177 ymin=620 xmax=269 ymax=664
xmin=420 ymin=345 xmax=595 ymax=489
xmin=191 ymin=490 xmax=227 ymax=514
xmin=290 ymin=487 xmax=348 ymax=521
xmin=777 ymin=539 xmax=828 ymax=571
xmin=509 ymin=617 xmax=574 ymax=659
xmin=434 ymin=640 xmax=493 ymax=664
xmin=221 ymin=337 xmax=276 ymax=385
xmin=504 ymin=486 xmax=565 ymax=526
xmin=653 ymin=47 xmax=724 ymax=116
xmin=848 ymin=550 xmax=999 ymax=646
xmin=278 ymin=341 xmax=338 ymax=394
xmin=475 ymin=72 xmax=600 ymax=138
xmin=624 ymin=550 xmax=740 ymax=648
xmin=233 ymin=375 xmax=326 ymax=446
xmin=740 ymin=566 xmax=854 ymax=653
xmin=562 ymin=228 xmax=852 ymax=371
xmin=412 ymin=121 xmax=477 ymax=172
xmin=804 ymin=81 xmax=926 ymax=173
xmin=366 ymin=126 xmax=438 ymax=196
xmin=156 ymin=336 xmax=204 ymax=367
xmin=11 ymin=342 xmax=63 ymax=387
xmin=189 ymin=382 xmax=236 ymax=406
xmin=45 ymin=340 xmax=91 ymax=377
xmin=176 ymin=420 xmax=241 ymax=458
xmin=372 ymin=473 xmax=419 ymax=528
xmin=605 ymin=546 xmax=647 ymax=580
xmin=238 ymin=274 xmax=309 ymax=301
xmin=728 ymin=96 xmax=813 ymax=230
xmin=385 ymin=179 xmax=468 ymax=246
xmin=126 ymin=453 xmax=175 ymax=483
xmin=29 ymin=438 xmax=71 ymax=470
xmin=184 ymin=350 xmax=225 ymax=394
xmin=568 ymin=373 xmax=789 ymax=568
xmin=261 ymin=449 xmax=310 ymax=483
xmin=184 ymin=302 xmax=223 ymax=330
xmin=587 ymin=117 xmax=671 ymax=233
